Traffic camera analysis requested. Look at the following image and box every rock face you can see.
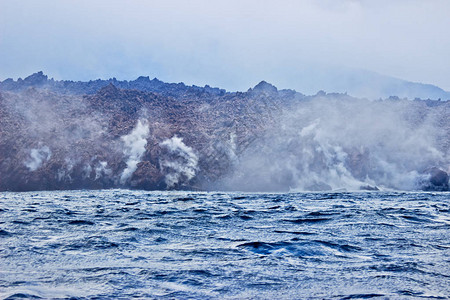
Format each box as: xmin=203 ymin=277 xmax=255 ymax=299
xmin=0 ymin=72 xmax=449 ymax=192
xmin=422 ymin=168 xmax=450 ymax=191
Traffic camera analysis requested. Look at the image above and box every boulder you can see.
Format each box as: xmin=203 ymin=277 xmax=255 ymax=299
xmin=359 ymin=185 xmax=379 ymax=191
xmin=422 ymin=167 xmax=449 ymax=191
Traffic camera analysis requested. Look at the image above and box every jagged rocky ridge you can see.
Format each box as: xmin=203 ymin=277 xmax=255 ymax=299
xmin=0 ymin=72 xmax=449 ymax=191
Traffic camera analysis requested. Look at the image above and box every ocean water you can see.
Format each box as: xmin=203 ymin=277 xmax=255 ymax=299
xmin=0 ymin=190 xmax=449 ymax=299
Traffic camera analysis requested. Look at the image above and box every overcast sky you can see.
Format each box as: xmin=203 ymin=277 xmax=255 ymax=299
xmin=1 ymin=0 xmax=449 ymax=93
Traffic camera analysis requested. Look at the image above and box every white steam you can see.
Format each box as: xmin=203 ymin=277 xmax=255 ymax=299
xmin=95 ymin=161 xmax=111 ymax=180
xmin=81 ymin=160 xmax=111 ymax=180
xmin=57 ymin=158 xmax=75 ymax=182
xmin=120 ymin=120 xmax=149 ymax=184
xmin=160 ymin=135 xmax=199 ymax=188
xmin=25 ymin=146 xmax=51 ymax=171
xmin=222 ymin=97 xmax=449 ymax=191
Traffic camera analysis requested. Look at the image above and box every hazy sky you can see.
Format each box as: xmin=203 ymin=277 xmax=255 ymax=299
xmin=1 ymin=0 xmax=449 ymax=92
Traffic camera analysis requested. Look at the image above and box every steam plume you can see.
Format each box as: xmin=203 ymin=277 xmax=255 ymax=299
xmin=120 ymin=120 xmax=149 ymax=184
xmin=25 ymin=146 xmax=51 ymax=171
xmin=95 ymin=161 xmax=111 ymax=180
xmin=160 ymin=135 xmax=199 ymax=188
xmin=222 ymin=97 xmax=448 ymax=191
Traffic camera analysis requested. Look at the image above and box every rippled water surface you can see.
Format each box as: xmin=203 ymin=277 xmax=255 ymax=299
xmin=0 ymin=190 xmax=449 ymax=299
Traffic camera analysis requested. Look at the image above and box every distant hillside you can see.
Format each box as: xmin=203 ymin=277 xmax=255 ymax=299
xmin=0 ymin=73 xmax=449 ymax=192
xmin=323 ymin=69 xmax=450 ymax=100
xmin=278 ymin=67 xmax=450 ymax=101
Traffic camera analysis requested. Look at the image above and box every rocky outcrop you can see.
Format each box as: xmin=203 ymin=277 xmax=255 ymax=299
xmin=0 ymin=71 xmax=227 ymax=98
xmin=421 ymin=167 xmax=449 ymax=191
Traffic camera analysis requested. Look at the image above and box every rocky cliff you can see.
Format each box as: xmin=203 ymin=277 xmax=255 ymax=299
xmin=0 ymin=73 xmax=449 ymax=191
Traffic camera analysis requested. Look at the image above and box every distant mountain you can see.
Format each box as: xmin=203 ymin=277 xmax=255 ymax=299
xmin=271 ymin=67 xmax=450 ymax=100
xmin=320 ymin=68 xmax=450 ymax=100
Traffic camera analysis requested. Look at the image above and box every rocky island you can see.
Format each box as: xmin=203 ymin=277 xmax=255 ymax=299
xmin=0 ymin=72 xmax=449 ymax=192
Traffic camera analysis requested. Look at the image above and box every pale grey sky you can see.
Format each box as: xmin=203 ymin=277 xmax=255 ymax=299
xmin=1 ymin=0 xmax=449 ymax=93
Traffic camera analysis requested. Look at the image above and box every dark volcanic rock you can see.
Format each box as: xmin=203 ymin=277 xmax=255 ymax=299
xmin=0 ymin=73 xmax=449 ymax=192
xmin=249 ymin=81 xmax=278 ymax=95
xmin=0 ymin=71 xmax=227 ymax=98
xmin=422 ymin=167 xmax=449 ymax=191
xmin=23 ymin=71 xmax=48 ymax=85
xmin=359 ymin=185 xmax=379 ymax=191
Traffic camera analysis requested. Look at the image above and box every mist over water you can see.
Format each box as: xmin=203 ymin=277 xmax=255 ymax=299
xmin=220 ymin=97 xmax=449 ymax=192
xmin=0 ymin=80 xmax=449 ymax=299
xmin=2 ymin=2 xmax=450 ymax=299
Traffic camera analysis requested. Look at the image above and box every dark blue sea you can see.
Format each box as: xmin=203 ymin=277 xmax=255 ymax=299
xmin=0 ymin=190 xmax=449 ymax=299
